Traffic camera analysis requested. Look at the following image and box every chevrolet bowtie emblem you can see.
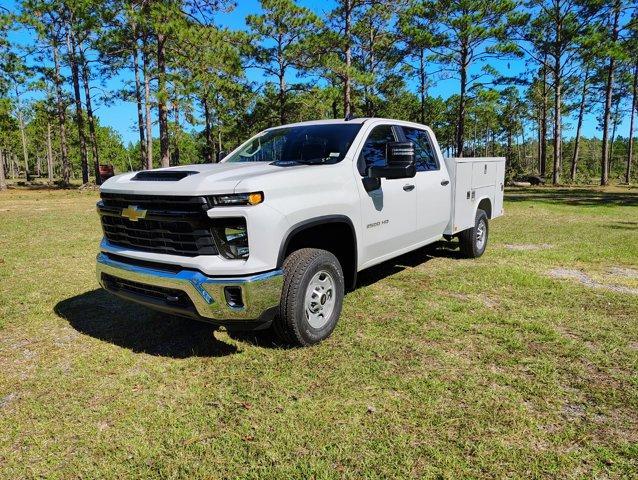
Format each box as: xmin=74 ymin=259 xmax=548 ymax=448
xmin=121 ymin=205 xmax=147 ymax=222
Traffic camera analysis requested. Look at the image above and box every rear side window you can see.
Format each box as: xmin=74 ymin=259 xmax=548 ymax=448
xmin=357 ymin=125 xmax=396 ymax=175
xmin=401 ymin=127 xmax=439 ymax=171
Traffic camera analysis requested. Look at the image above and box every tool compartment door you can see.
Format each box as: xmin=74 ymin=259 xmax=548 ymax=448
xmin=449 ymin=162 xmax=475 ymax=233
xmin=445 ymin=157 xmax=506 ymax=234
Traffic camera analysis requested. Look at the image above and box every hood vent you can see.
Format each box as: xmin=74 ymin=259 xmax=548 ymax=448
xmin=132 ymin=170 xmax=198 ymax=181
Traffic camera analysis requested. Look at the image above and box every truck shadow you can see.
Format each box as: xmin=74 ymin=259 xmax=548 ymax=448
xmin=54 ymin=289 xmax=238 ymax=358
xmin=56 ymin=243 xmax=461 ymax=354
xmin=356 ymin=241 xmax=461 ymax=288
xmin=229 ymin=241 xmax=462 ymax=349
xmin=505 ymin=187 xmax=638 ymax=207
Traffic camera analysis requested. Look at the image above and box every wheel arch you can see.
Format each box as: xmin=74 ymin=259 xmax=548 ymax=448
xmin=477 ymin=197 xmax=492 ymax=219
xmin=277 ymin=215 xmax=358 ymax=291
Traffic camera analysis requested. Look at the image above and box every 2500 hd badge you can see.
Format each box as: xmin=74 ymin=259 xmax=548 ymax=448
xmin=367 ymin=219 xmax=389 ymax=229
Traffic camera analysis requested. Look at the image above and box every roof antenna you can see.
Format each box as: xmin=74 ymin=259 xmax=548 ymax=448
xmin=344 ymin=112 xmax=356 ymax=121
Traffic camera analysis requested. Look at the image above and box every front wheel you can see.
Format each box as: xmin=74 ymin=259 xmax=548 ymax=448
xmin=273 ymin=248 xmax=344 ymax=346
xmin=458 ymin=208 xmax=489 ymax=258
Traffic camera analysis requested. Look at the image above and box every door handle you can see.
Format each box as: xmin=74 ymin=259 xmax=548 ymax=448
xmin=403 ymin=184 xmax=415 ymax=192
xmin=440 ymin=180 xmax=450 ymax=186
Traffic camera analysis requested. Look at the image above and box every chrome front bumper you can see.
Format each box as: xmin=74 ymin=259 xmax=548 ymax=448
xmin=96 ymin=253 xmax=283 ymax=323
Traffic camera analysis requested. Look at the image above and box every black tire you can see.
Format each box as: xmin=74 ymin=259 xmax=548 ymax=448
xmin=273 ymin=248 xmax=344 ymax=346
xmin=458 ymin=209 xmax=489 ymax=258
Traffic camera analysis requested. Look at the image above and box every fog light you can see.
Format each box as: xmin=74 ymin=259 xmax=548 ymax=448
xmin=211 ymin=218 xmax=249 ymax=259
xmin=224 ymin=286 xmax=244 ymax=308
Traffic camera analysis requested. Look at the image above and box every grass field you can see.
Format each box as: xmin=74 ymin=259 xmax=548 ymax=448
xmin=0 ymin=186 xmax=637 ymax=479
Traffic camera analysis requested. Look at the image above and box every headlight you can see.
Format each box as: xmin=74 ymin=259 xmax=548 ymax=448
xmin=209 ymin=192 xmax=264 ymax=206
xmin=211 ymin=218 xmax=249 ymax=259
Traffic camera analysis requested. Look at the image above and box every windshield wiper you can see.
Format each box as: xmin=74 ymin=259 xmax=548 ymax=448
xmin=295 ymin=158 xmax=327 ymax=165
xmin=272 ymin=158 xmax=328 ymax=166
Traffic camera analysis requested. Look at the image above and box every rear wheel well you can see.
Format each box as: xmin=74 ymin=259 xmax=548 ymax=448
xmin=279 ymin=219 xmax=357 ymax=290
xmin=478 ymin=198 xmax=492 ymax=219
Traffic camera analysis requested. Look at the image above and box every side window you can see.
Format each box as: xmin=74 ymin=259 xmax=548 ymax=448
xmin=357 ymin=125 xmax=396 ymax=176
xmin=402 ymin=127 xmax=439 ymax=172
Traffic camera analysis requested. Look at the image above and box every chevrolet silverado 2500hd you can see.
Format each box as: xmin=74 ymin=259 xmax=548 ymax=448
xmin=96 ymin=118 xmax=505 ymax=345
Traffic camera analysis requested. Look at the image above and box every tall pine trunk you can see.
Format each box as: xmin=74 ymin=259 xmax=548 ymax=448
xmin=157 ymin=32 xmax=170 ymax=168
xmin=218 ymin=128 xmax=223 ymax=162
xmin=506 ymin=129 xmax=513 ymax=174
xmin=277 ymin=32 xmax=286 ymax=125
xmin=609 ymin=96 xmax=621 ymax=172
xmin=540 ymin=58 xmax=548 ymax=177
xmin=456 ymin=46 xmax=468 ymax=157
xmin=626 ymin=62 xmax=637 ymax=184
xmin=172 ymin=101 xmax=180 ymax=166
xmin=552 ymin=58 xmax=562 ymax=185
xmin=142 ymin=36 xmax=153 ymax=170
xmin=203 ymin=96 xmax=214 ymax=163
xmin=570 ymin=67 xmax=589 ymax=181
xmin=365 ymin=20 xmax=375 ymax=117
xmin=46 ymin=122 xmax=54 ymax=183
xmin=0 ymin=150 xmax=6 ymax=191
xmin=520 ymin=125 xmax=527 ymax=170
xmin=16 ymin=91 xmax=29 ymax=180
xmin=419 ymin=48 xmax=426 ymax=125
xmin=81 ymin=52 xmax=101 ymax=185
xmin=53 ymin=41 xmax=70 ymax=186
xmin=537 ymin=111 xmax=542 ymax=172
xmin=600 ymin=1 xmax=620 ymax=186
xmin=9 ymin=152 xmax=15 ymax=178
xmin=343 ymin=0 xmax=352 ymax=117
xmin=278 ymin=68 xmax=286 ymax=125
xmin=132 ymin=32 xmax=147 ymax=170
xmin=68 ymin=31 xmax=89 ymax=184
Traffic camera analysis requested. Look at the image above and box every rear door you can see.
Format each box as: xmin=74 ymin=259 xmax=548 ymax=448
xmin=356 ymin=123 xmax=418 ymax=263
xmin=401 ymin=126 xmax=451 ymax=241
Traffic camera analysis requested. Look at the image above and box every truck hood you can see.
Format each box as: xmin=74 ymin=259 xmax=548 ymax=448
xmin=99 ymin=162 xmax=309 ymax=195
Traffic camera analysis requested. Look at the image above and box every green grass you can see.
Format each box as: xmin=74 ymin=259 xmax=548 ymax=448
xmin=0 ymin=185 xmax=637 ymax=479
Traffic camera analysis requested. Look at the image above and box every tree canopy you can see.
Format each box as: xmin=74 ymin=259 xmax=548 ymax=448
xmin=0 ymin=0 xmax=636 ymax=189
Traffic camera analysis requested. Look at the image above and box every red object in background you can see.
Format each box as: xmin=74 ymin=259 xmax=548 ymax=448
xmin=99 ymin=165 xmax=114 ymax=182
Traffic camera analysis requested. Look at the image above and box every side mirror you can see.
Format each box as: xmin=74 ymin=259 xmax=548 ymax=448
xmin=368 ymin=141 xmax=416 ymax=179
xmin=216 ymin=150 xmax=228 ymax=162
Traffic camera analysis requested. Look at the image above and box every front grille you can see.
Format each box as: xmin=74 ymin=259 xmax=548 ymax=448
xmin=102 ymin=273 xmax=195 ymax=311
xmin=98 ymin=193 xmax=218 ymax=256
xmin=100 ymin=192 xmax=210 ymax=213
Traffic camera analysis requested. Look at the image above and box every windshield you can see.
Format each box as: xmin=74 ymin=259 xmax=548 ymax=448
xmin=224 ymin=124 xmax=363 ymax=164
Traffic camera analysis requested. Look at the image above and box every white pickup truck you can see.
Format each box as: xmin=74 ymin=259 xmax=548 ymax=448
xmin=96 ymin=118 xmax=505 ymax=345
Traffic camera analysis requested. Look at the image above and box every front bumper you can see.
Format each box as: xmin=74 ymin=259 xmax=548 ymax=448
xmin=96 ymin=252 xmax=283 ymax=325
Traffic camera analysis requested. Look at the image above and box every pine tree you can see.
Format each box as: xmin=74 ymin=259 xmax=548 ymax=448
xmin=398 ymin=2 xmax=440 ymax=125
xmin=522 ymin=0 xmax=599 ymax=184
xmin=423 ymin=0 xmax=523 ymax=157
xmin=247 ymin=0 xmax=320 ymax=125
xmin=626 ymin=16 xmax=638 ymax=184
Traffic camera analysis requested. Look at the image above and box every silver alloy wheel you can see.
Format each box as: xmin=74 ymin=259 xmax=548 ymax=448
xmin=476 ymin=219 xmax=487 ymax=250
xmin=304 ymin=270 xmax=336 ymax=329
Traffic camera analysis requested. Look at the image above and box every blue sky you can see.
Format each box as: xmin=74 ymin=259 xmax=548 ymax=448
xmin=6 ymin=0 xmax=630 ymax=146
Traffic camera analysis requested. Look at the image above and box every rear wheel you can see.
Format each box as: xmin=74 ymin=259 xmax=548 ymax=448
xmin=273 ymin=248 xmax=344 ymax=346
xmin=458 ymin=209 xmax=489 ymax=258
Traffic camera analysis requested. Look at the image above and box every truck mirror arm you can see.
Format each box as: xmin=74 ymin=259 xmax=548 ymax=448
xmin=361 ymin=176 xmax=381 ymax=192
xmin=367 ymin=164 xmax=416 ymax=180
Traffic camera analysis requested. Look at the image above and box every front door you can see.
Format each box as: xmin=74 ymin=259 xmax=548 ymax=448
xmin=400 ymin=126 xmax=451 ymax=241
xmin=356 ymin=124 xmax=418 ymax=264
